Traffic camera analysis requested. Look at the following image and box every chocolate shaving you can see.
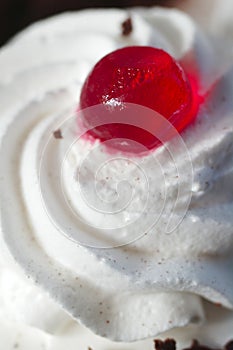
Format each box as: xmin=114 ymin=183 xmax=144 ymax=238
xmin=154 ymin=339 xmax=233 ymax=350
xmin=154 ymin=339 xmax=176 ymax=350
xmin=53 ymin=129 xmax=63 ymax=139
xmin=121 ymin=17 xmax=133 ymax=36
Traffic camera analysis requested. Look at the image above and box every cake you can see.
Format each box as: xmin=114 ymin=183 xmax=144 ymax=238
xmin=0 ymin=3 xmax=232 ymax=350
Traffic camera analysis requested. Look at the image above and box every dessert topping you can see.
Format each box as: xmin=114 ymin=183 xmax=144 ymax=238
xmin=154 ymin=339 xmax=233 ymax=350
xmin=121 ymin=17 xmax=133 ymax=36
xmin=53 ymin=129 xmax=63 ymax=139
xmin=80 ymin=46 xmax=200 ymax=151
xmin=154 ymin=339 xmax=176 ymax=350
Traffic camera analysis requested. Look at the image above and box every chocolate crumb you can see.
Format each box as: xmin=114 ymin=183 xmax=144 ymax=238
xmin=53 ymin=129 xmax=63 ymax=139
xmin=106 ymin=320 xmax=110 ymax=324
xmin=88 ymin=347 xmax=93 ymax=350
xmin=154 ymin=339 xmax=233 ymax=350
xmin=154 ymin=339 xmax=176 ymax=350
xmin=121 ymin=17 xmax=133 ymax=36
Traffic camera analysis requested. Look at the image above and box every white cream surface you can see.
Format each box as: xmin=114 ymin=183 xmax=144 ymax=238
xmin=0 ymin=6 xmax=233 ymax=350
xmin=175 ymin=0 xmax=233 ymax=42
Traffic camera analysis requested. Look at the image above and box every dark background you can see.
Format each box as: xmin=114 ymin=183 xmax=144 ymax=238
xmin=0 ymin=0 xmax=173 ymax=47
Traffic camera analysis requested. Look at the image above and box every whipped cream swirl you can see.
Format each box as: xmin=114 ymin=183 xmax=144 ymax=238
xmin=0 ymin=7 xmax=233 ymax=344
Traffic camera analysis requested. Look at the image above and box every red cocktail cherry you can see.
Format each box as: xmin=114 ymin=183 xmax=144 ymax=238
xmin=80 ymin=46 xmax=200 ymax=152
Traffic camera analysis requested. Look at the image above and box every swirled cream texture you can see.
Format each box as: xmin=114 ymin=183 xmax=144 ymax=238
xmin=0 ymin=6 xmax=233 ymax=348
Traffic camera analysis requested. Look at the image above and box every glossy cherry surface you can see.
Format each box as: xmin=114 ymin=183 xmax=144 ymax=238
xmin=80 ymin=46 xmax=199 ymax=151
